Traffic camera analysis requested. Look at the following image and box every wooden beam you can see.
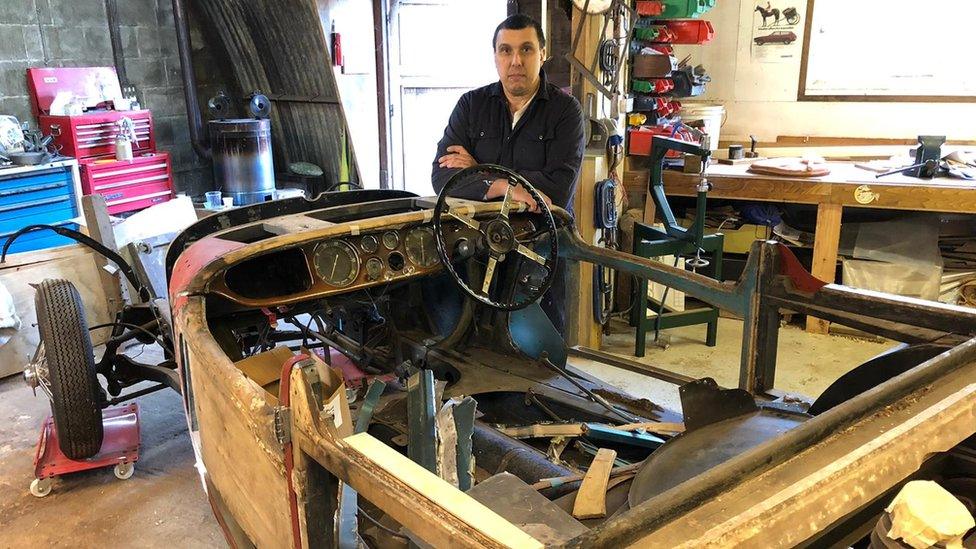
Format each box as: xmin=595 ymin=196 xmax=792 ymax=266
xmin=80 ymin=194 xmax=125 ymax=334
xmin=806 ymin=203 xmax=842 ymax=334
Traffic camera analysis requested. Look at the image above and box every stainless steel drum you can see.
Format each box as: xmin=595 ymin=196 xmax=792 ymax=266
xmin=209 ymin=118 xmax=275 ymax=205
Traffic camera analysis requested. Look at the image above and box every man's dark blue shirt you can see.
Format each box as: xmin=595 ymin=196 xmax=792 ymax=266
xmin=431 ymin=70 xmax=585 ymax=213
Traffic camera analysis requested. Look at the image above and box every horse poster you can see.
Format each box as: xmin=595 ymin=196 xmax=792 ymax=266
xmin=751 ymin=1 xmax=805 ymax=63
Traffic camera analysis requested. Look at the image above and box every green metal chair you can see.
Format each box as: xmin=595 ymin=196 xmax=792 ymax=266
xmin=631 ymin=223 xmax=723 ymax=356
xmin=630 ymin=135 xmax=723 ymax=357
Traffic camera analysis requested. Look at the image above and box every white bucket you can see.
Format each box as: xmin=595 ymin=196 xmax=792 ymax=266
xmin=680 ymin=103 xmax=726 ymax=150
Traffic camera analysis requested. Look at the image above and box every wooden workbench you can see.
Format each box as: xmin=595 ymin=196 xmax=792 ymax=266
xmin=626 ymin=162 xmax=976 ymax=334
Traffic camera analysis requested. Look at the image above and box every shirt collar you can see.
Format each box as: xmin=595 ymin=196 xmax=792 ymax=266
xmin=490 ymin=68 xmax=551 ymax=101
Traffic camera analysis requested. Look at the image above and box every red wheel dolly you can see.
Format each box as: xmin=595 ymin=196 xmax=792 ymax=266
xmin=29 ymin=403 xmax=141 ymax=498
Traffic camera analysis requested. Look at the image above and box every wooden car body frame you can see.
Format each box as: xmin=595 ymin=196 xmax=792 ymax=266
xmin=166 ymin=191 xmax=976 ymax=548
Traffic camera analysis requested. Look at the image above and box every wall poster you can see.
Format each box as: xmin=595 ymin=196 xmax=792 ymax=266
xmin=750 ymin=1 xmax=804 ymax=63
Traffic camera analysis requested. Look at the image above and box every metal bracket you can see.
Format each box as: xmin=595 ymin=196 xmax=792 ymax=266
xmin=274 ymin=406 xmax=291 ymax=446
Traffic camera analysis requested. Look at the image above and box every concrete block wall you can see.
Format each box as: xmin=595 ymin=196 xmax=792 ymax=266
xmin=0 ymin=0 xmax=210 ymax=196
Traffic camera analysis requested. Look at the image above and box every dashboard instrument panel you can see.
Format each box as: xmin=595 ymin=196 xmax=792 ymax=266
xmin=217 ymin=217 xmax=538 ymax=306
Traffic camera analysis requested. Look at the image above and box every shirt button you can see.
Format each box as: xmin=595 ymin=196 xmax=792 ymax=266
xmin=539 ymin=135 xmax=544 ymax=140
xmin=480 ymin=131 xmax=485 ymax=137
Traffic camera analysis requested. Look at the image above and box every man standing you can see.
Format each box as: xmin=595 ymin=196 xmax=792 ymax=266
xmin=431 ymin=13 xmax=585 ymax=333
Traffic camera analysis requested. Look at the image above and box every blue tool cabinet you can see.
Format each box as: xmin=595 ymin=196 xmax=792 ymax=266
xmin=0 ymin=160 xmax=81 ymax=255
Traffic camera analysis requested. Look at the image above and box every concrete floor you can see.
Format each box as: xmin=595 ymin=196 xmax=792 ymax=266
xmin=0 ymin=318 xmax=891 ymax=546
xmin=0 ymin=347 xmax=223 ymax=547
xmin=574 ymin=317 xmax=892 ymax=414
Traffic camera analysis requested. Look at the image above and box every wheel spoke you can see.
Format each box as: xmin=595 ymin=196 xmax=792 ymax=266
xmin=481 ymin=256 xmax=498 ymax=295
xmin=516 ymin=244 xmax=548 ymax=268
xmin=499 ymin=184 xmax=514 ymax=219
xmin=447 ymin=209 xmax=480 ymax=231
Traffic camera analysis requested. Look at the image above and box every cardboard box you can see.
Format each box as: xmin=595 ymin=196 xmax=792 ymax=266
xmin=234 ymin=346 xmax=294 ymax=405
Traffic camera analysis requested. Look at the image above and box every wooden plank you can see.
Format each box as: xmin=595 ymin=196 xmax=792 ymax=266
xmin=642 ymin=190 xmax=656 ymax=224
xmin=0 ymin=254 xmax=115 ymax=378
xmin=613 ymin=421 xmax=685 ymax=434
xmin=497 ymin=423 xmax=586 ymax=439
xmin=81 ymin=194 xmax=127 ymax=308
xmin=572 ymin=448 xmax=617 ymax=520
xmin=262 ymin=215 xmax=335 ymax=236
xmin=0 ymin=244 xmax=90 ymax=270
xmin=568 ymin=156 xmax=604 ymax=348
xmin=344 ymin=433 xmax=543 ymax=548
xmin=807 ymin=203 xmax=843 ymax=334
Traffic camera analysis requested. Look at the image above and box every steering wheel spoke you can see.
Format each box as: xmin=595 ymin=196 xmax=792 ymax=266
xmin=515 ymin=244 xmax=548 ymax=268
xmin=499 ymin=183 xmax=514 ymax=219
xmin=447 ymin=208 xmax=481 ymax=231
xmin=481 ymin=255 xmax=499 ymax=295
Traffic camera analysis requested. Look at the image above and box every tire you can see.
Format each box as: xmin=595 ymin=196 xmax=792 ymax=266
xmin=34 ymin=279 xmax=103 ymax=459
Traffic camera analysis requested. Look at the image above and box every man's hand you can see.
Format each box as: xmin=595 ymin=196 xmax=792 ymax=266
xmin=485 ymin=179 xmax=552 ymax=213
xmin=438 ymin=145 xmax=478 ymax=169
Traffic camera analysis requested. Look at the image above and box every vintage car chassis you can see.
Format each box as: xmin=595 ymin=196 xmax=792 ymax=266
xmin=166 ymin=191 xmax=976 ymax=548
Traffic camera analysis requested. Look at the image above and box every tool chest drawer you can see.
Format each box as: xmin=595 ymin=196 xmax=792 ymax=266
xmin=80 ymin=153 xmax=173 ymax=215
xmin=40 ymin=110 xmax=155 ymax=161
xmin=0 ymin=163 xmax=80 ymax=254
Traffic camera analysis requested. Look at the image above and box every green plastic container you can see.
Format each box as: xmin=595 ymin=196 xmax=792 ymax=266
xmin=660 ymin=0 xmax=716 ymax=19
xmin=633 ymin=27 xmax=662 ymax=41
xmin=632 ymin=80 xmax=652 ymax=93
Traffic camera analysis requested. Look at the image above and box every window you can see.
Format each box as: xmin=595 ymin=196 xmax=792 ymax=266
xmin=799 ymin=0 xmax=976 ymax=101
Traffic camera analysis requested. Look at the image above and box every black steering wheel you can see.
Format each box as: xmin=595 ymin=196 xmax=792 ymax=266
xmin=432 ymin=164 xmax=559 ymax=311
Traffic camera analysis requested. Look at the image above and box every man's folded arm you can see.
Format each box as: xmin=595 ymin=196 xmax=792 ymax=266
xmin=431 ymin=93 xmax=485 ymax=200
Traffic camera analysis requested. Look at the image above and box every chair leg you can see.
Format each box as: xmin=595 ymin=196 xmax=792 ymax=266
xmin=705 ymin=311 xmax=718 ymax=347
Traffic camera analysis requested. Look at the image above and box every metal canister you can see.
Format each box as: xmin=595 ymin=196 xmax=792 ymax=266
xmin=209 ymin=118 xmax=275 ymax=205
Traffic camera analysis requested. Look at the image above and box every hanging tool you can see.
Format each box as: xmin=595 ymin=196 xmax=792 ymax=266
xmin=566 ymin=0 xmax=637 ymax=117
xmin=593 ymin=134 xmax=624 ymax=328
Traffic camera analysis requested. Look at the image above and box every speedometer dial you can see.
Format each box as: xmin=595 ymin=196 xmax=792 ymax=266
xmin=405 ymin=227 xmax=439 ymax=268
xmin=313 ymin=241 xmax=360 ymax=287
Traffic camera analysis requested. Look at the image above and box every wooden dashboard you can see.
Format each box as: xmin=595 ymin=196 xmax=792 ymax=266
xmin=209 ymin=217 xmax=538 ymax=308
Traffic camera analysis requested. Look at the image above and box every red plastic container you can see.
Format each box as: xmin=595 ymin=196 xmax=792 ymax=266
xmin=636 ymin=1 xmax=665 ymax=16
xmin=628 ymin=125 xmax=698 ymax=157
xmin=664 ymin=20 xmax=715 ymax=44
xmin=27 ymin=67 xmax=157 ymax=161
xmin=79 ymin=152 xmax=173 ymax=214
xmin=650 ymin=27 xmax=677 ymax=43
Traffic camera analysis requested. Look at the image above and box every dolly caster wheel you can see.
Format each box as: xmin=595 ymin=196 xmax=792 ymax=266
xmin=114 ymin=462 xmax=134 ymax=480
xmin=30 ymin=477 xmax=53 ymax=498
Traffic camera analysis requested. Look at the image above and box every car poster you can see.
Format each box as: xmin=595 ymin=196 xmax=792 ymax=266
xmin=750 ymin=1 xmax=805 ymax=63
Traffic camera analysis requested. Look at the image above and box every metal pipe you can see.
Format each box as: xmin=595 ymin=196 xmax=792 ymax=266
xmin=372 ymin=0 xmax=390 ymax=189
xmin=471 ymin=421 xmax=579 ymax=498
xmin=104 ymin=0 xmax=128 ymax=86
xmin=172 ymin=0 xmax=211 ymax=160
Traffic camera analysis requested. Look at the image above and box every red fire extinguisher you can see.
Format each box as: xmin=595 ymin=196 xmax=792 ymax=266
xmin=331 ymin=22 xmax=343 ymax=71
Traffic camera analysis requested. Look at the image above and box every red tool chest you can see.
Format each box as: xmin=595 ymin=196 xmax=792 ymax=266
xmin=27 ymin=67 xmax=156 ymax=161
xmin=79 ymin=153 xmax=173 ymax=215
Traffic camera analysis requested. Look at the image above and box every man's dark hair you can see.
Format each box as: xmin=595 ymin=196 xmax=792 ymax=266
xmin=492 ymin=14 xmax=546 ymax=50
